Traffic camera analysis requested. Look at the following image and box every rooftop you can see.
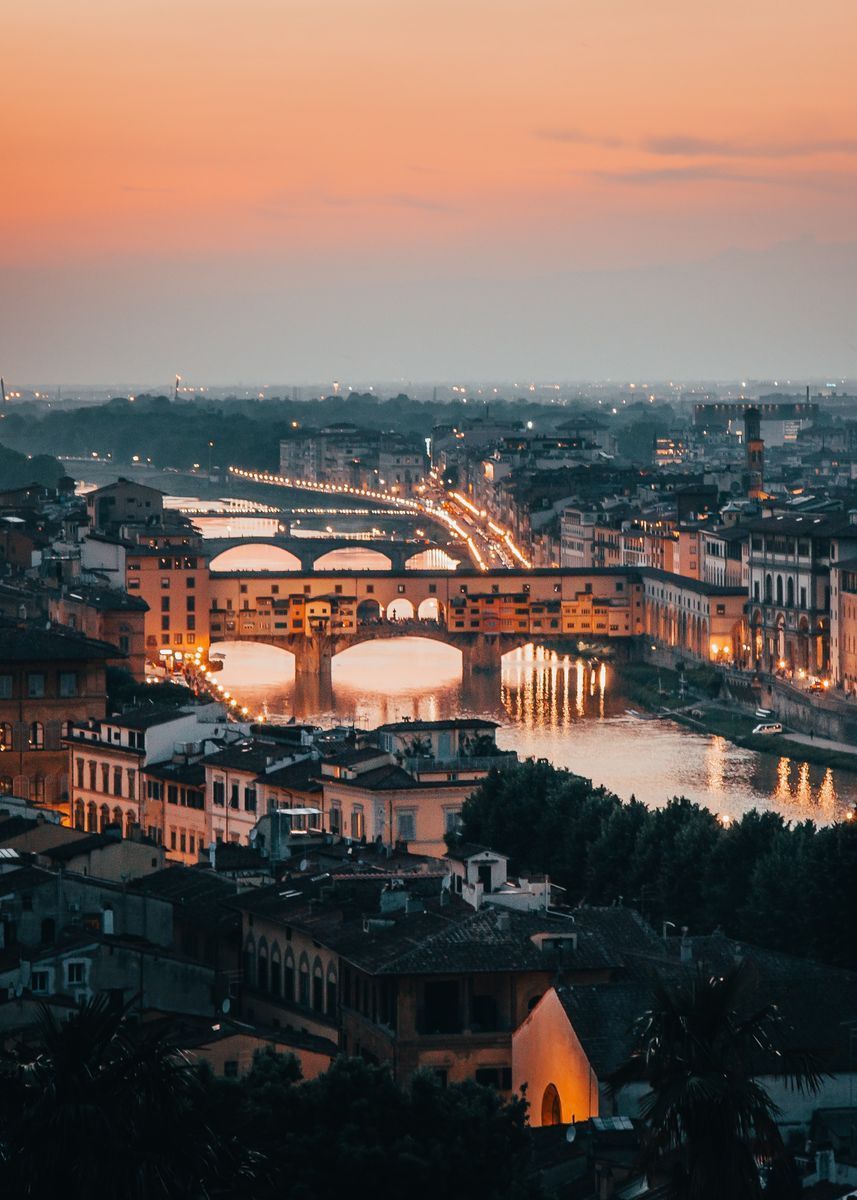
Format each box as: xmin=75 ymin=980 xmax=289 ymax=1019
xmin=0 ymin=621 xmax=120 ymax=663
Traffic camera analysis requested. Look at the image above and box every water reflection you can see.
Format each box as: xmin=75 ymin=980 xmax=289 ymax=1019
xmin=213 ymin=639 xmax=857 ymax=824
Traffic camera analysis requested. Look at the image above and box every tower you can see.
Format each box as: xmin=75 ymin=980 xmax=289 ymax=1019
xmin=744 ymin=406 xmax=764 ymax=499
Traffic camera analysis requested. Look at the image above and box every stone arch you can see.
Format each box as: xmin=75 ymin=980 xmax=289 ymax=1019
xmin=270 ymin=942 xmax=282 ymax=996
xmin=386 ymin=597 xmax=415 ymax=621
xmin=541 ymin=1083 xmax=562 ymax=1127
xmin=357 ymin=598 xmax=383 ymax=623
xmin=405 ymin=548 xmax=459 ymax=571
xmin=312 ymin=956 xmax=324 ymax=1012
xmin=417 ymin=597 xmax=443 ymax=622
xmin=284 ymin=949 xmax=295 ymax=1003
xmin=326 ymin=963 xmax=338 ymax=1014
xmin=298 ymin=952 xmax=310 ymax=1007
xmin=243 ymin=935 xmax=256 ymax=987
xmin=313 ymin=546 xmax=392 ymax=571
xmin=209 ymin=543 xmax=302 ymax=572
xmin=257 ymin=936 xmax=269 ymax=991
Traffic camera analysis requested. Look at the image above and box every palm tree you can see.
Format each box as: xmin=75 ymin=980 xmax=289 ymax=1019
xmin=0 ymin=995 xmax=220 ymax=1199
xmin=611 ymin=963 xmax=823 ymax=1200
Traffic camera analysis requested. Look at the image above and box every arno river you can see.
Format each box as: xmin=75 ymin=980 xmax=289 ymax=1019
xmin=120 ymin=484 xmax=857 ymax=826
xmin=213 ymin=637 xmax=857 ymax=825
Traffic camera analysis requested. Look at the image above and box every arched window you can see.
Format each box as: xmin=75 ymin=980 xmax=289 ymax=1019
xmin=0 ymin=723 xmax=12 ymax=752
xmin=86 ymin=801 xmax=98 ymax=831
xmin=243 ymin=936 xmax=256 ymax=988
xmin=112 ymin=806 xmax=123 ymax=829
xmin=0 ymin=777 xmax=11 ymax=795
xmin=765 ymin=574 xmax=773 ymax=603
xmin=541 ymin=1083 xmax=562 ymax=1127
xmin=312 ymin=958 xmax=324 ymax=1012
xmin=257 ymin=938 xmax=269 ymax=992
xmin=776 ymin=576 xmax=783 ymax=605
xmin=28 ymin=722 xmax=44 ymax=750
xmin=124 ymin=810 xmax=134 ymax=838
xmin=73 ymin=800 xmax=85 ymax=829
xmin=100 ymin=803 xmax=110 ymax=831
xmin=787 ymin=577 xmax=795 ymax=607
xmin=326 ymin=964 xmax=338 ymax=1015
xmin=32 ymin=775 xmax=46 ymax=804
xmin=298 ymin=954 xmax=310 ymax=1007
xmin=270 ymin=943 xmax=282 ymax=997
xmin=284 ymin=950 xmax=295 ymax=1003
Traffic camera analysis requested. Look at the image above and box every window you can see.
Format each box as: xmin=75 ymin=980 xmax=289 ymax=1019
xmin=75 ymin=757 xmax=84 ymax=786
xmin=213 ymin=780 xmax=225 ymax=807
xmin=127 ymin=768 xmax=136 ymax=797
xmin=27 ymin=673 xmax=45 ymax=698
xmin=88 ymin=761 xmax=97 ymax=789
xmin=66 ymin=962 xmax=85 ymax=986
xmin=230 ymin=782 xmax=239 ymax=809
xmin=0 ymin=675 xmax=11 ymax=699
xmin=112 ymin=767 xmax=123 ymax=797
xmin=444 ymin=808 xmax=463 ymax=834
xmin=351 ymin=807 xmax=364 ymax=840
xmin=475 ymin=1067 xmax=512 ymax=1091
xmin=168 ymin=784 xmax=179 ymax=805
xmin=186 ymin=595 xmax=195 ymax=612
xmin=101 ymin=763 xmax=109 ymax=791
xmin=244 ymin=786 xmax=257 ymax=813
xmin=31 ymin=971 xmax=49 ymax=994
xmin=0 ymin=723 xmax=12 ymax=752
xmin=161 ymin=597 xmax=170 ymax=612
xmin=329 ymin=806 xmax=341 ymax=834
xmin=186 ymin=576 xmax=196 ymax=588
xmin=223 ymin=1060 xmax=239 ymax=1078
xmin=28 ymin=722 xmax=44 ymax=750
xmin=396 ymin=810 xmax=416 ymax=842
xmin=161 ymin=616 xmax=170 ymax=631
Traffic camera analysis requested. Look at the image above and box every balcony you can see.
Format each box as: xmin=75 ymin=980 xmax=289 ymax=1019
xmin=402 ymin=752 xmax=517 ymax=778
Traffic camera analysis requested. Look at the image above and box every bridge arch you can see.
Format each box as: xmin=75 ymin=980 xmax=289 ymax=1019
xmin=209 ymin=543 xmax=302 ymax=572
xmin=417 ymin=597 xmax=444 ymax=622
xmin=386 ymin=597 xmax=415 ymax=621
xmin=312 ymin=546 xmax=393 ymax=571
xmin=357 ymin=598 xmax=384 ymax=622
xmin=405 ymin=547 xmax=459 ymax=571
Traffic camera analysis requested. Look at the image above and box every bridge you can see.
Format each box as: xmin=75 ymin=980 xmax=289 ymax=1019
xmin=203 ymin=565 xmax=747 ymax=685
xmin=204 ymin=536 xmax=460 ymax=572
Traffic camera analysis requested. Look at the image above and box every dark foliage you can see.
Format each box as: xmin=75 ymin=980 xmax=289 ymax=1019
xmin=454 ymin=761 xmax=857 ymax=968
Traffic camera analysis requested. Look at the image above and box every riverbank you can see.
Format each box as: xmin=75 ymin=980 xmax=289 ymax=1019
xmin=618 ymin=662 xmax=857 ymax=775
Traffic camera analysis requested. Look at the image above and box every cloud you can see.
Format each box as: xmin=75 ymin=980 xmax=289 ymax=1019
xmin=535 ymin=127 xmax=627 ymax=148
xmin=592 ymin=164 xmax=854 ymax=190
xmin=645 ymin=135 xmax=857 ymax=158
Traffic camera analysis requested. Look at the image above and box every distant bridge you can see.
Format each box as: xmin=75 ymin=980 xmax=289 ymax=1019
xmin=205 ymin=536 xmax=459 ymax=572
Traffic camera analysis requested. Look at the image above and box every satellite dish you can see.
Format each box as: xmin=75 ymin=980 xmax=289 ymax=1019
xmin=221 ymin=998 xmax=231 ymax=1015
xmin=566 ymin=1124 xmax=577 ymax=1144
xmin=299 ymin=858 xmax=309 ymax=872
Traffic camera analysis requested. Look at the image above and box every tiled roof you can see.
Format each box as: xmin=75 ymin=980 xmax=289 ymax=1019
xmin=257 ymin=758 xmax=322 ymax=793
xmin=0 ymin=622 xmax=120 ymax=662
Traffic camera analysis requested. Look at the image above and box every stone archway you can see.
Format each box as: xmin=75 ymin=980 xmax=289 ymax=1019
xmin=386 ymin=597 xmax=415 ymax=621
xmin=417 ymin=597 xmax=443 ymax=622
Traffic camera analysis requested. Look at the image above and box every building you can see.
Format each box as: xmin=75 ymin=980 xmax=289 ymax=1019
xmin=0 ymin=622 xmax=117 ymax=809
xmin=829 ymin=557 xmax=857 ymax=694
xmin=86 ymin=478 xmax=165 ymax=533
xmin=640 ymin=571 xmax=746 ymax=664
xmin=746 ymin=514 xmax=857 ymax=675
xmin=125 ymin=545 xmax=211 ymax=669
xmin=514 ymin=931 xmax=857 ymax=1137
xmin=65 ymin=704 xmax=232 ymax=839
xmin=49 ymin=585 xmax=149 ymax=680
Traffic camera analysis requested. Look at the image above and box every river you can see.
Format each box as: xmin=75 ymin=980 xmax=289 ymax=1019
xmin=211 ymin=637 xmax=857 ymax=825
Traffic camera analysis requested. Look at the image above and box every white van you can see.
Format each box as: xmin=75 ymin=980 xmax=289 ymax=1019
xmin=752 ymin=722 xmax=783 ymax=736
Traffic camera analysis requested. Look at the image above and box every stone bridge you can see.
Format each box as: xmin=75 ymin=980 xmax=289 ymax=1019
xmin=205 ymin=536 xmax=447 ymax=572
xmin=210 ymin=616 xmax=546 ymax=683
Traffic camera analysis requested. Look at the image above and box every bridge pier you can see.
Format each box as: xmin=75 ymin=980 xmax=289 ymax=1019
xmin=461 ymin=634 xmax=502 ymax=679
xmin=292 ymin=634 xmax=334 ymax=690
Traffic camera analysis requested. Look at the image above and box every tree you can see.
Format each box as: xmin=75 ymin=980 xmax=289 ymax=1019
xmin=0 ymin=996 xmax=217 ymax=1199
xmin=611 ymin=964 xmax=823 ymax=1199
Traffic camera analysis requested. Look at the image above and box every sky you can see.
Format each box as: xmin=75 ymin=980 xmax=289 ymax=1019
xmin=3 ymin=0 xmax=857 ymax=385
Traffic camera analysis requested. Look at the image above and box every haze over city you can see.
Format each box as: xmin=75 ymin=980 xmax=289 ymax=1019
xmin=3 ymin=0 xmax=857 ymax=383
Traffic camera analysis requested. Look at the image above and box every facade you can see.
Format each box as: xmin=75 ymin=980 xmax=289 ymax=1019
xmin=746 ymin=515 xmax=857 ymax=675
xmin=641 ymin=571 xmax=746 ymax=664
xmin=65 ymin=705 xmax=231 ymax=839
xmin=829 ymin=557 xmax=857 ymax=693
xmin=50 ymin=586 xmax=149 ymax=680
xmin=0 ymin=624 xmax=115 ymax=809
xmin=125 ymin=545 xmax=211 ymax=668
xmin=86 ymin=478 xmax=165 ymax=532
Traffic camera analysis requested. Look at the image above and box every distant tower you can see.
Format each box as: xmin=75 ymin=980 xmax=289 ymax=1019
xmin=744 ymin=406 xmax=764 ymax=499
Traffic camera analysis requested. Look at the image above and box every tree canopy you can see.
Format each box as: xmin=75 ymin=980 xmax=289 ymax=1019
xmin=454 ymin=760 xmax=857 ymax=969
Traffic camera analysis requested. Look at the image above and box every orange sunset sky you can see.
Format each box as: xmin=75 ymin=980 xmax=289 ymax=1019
xmin=3 ymin=0 xmax=857 ymax=383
